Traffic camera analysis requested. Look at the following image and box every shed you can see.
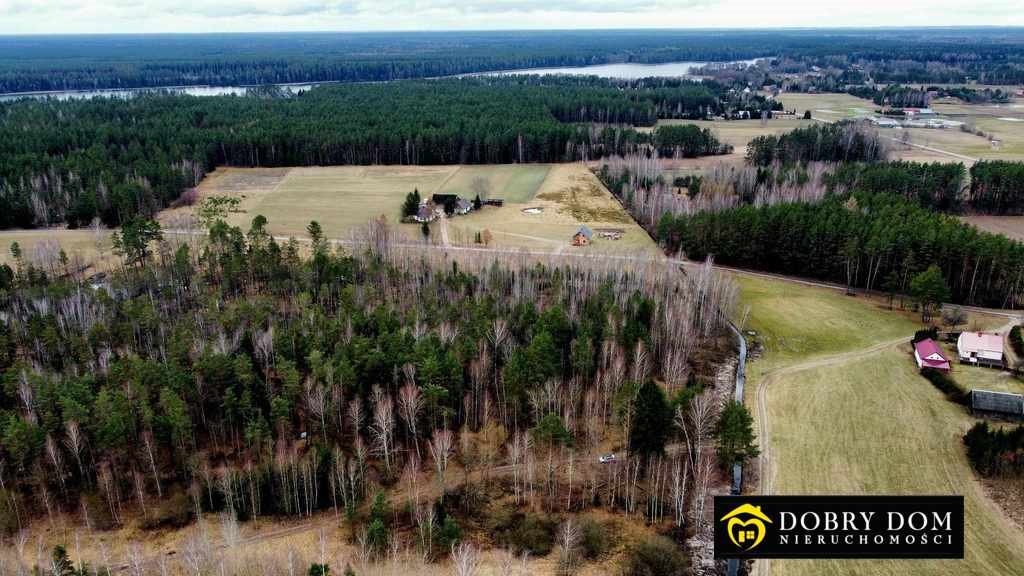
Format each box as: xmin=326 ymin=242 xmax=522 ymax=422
xmin=914 ymin=339 xmax=951 ymax=372
xmin=572 ymin=225 xmax=593 ymax=246
xmin=970 ymin=389 xmax=1024 ymax=418
xmin=957 ymin=332 xmax=1005 ymax=368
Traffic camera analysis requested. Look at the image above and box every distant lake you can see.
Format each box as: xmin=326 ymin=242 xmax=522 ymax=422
xmin=0 ymin=82 xmax=327 ymax=102
xmin=0 ymin=59 xmax=763 ymax=101
xmin=475 ymin=58 xmax=762 ymax=79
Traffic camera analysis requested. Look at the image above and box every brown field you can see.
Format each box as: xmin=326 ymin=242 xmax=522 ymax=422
xmin=654 ymin=117 xmax=813 ymax=164
xmin=962 ymin=215 xmax=1024 ymax=241
xmin=0 ymin=228 xmax=114 ymax=272
xmin=180 ymin=164 xmax=656 ymax=254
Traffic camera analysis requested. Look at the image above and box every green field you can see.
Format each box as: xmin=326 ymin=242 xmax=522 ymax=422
xmin=775 ymin=92 xmax=877 ymax=119
xmin=737 ymin=273 xmax=1024 ymax=576
xmin=434 ymin=164 xmax=551 ymax=203
xmin=769 ymin=349 xmax=1024 ymax=576
xmin=737 ymin=275 xmax=921 ymax=371
xmin=239 ymin=165 xmax=454 ymax=238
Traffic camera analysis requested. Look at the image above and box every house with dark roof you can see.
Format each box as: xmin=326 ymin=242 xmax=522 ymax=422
xmin=970 ymin=389 xmax=1024 ymax=418
xmin=414 ymin=203 xmax=437 ymax=223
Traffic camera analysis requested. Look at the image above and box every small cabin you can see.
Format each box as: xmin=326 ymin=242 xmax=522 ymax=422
xmin=914 ymin=338 xmax=951 ymax=372
xmin=572 ymin=225 xmax=593 ymax=246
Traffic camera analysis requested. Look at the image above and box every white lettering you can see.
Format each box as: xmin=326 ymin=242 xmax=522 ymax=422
xmin=888 ymin=512 xmax=904 ymax=531
xmin=907 ymin=511 xmax=928 ymax=531
xmin=780 ymin=512 xmax=796 ymax=531
xmin=932 ymin=511 xmax=951 ymax=531
xmin=801 ymin=512 xmax=820 ymax=531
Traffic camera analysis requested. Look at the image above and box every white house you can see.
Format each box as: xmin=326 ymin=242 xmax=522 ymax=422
xmin=956 ymin=332 xmax=1004 ymax=368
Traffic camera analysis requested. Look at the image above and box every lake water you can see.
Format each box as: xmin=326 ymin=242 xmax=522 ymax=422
xmin=0 ymin=83 xmax=326 ymax=102
xmin=0 ymin=59 xmax=762 ymax=102
xmin=475 ymin=58 xmax=761 ymax=79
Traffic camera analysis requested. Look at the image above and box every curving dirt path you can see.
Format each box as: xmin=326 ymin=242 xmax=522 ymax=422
xmin=752 ymin=316 xmax=1018 ymax=576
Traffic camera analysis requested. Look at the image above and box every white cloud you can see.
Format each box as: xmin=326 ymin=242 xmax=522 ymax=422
xmin=0 ymin=0 xmax=1021 ymax=33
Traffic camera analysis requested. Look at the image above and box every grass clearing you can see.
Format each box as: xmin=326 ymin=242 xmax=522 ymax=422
xmin=738 ymin=273 xmax=1024 ymax=576
xmin=238 ymin=165 xmax=456 ymax=239
xmin=736 ymin=274 xmax=921 ymax=371
xmin=769 ymin=348 xmax=1024 ymax=576
xmin=447 ymin=163 xmax=657 ymax=253
xmin=434 ymin=163 xmax=551 ymax=203
xmin=775 ymin=92 xmax=876 ymax=119
xmin=961 ymin=215 xmax=1024 ymax=242
xmin=0 ymin=228 xmax=113 ymax=270
xmin=173 ymin=164 xmax=655 ymax=254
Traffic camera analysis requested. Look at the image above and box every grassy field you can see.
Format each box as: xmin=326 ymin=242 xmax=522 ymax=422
xmin=177 ymin=164 xmax=655 ymax=254
xmin=0 ymin=228 xmax=113 ymax=270
xmin=434 ymin=164 xmax=551 ymax=203
xmin=737 ymin=274 xmax=922 ymax=370
xmin=447 ymin=164 xmax=657 ymax=253
xmin=737 ymin=273 xmax=1024 ymax=576
xmin=775 ymin=92 xmax=876 ymax=119
xmin=769 ymin=348 xmax=1024 ymax=576
xmin=961 ymin=215 xmax=1024 ymax=241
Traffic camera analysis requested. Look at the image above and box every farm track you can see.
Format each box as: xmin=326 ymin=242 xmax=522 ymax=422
xmin=752 ymin=315 xmax=1017 ymax=576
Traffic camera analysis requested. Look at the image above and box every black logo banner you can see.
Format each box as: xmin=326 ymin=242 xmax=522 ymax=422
xmin=714 ymin=495 xmax=964 ymax=559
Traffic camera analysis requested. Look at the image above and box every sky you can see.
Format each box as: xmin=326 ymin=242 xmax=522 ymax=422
xmin=1 ymin=0 xmax=1022 ymax=35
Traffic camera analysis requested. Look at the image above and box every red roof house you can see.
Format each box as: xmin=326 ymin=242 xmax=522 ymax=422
xmin=914 ymin=339 xmax=951 ymax=372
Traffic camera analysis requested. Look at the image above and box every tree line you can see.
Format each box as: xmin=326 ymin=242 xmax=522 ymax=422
xmin=655 ymin=189 xmax=1024 ymax=308
xmin=0 ymin=76 xmax=753 ymax=230
xmin=745 ymin=122 xmax=888 ymax=166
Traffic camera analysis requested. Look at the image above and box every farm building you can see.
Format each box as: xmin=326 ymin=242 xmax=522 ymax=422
xmin=572 ymin=225 xmax=593 ymax=246
xmin=914 ymin=339 xmax=951 ymax=371
xmin=454 ymin=198 xmax=473 ymax=215
xmin=414 ymin=204 xmax=437 ymax=223
xmin=970 ymin=389 xmax=1024 ymax=418
xmin=957 ymin=332 xmax=1005 ymax=368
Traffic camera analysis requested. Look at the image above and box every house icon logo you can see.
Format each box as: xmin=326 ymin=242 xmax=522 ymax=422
xmin=720 ymin=503 xmax=773 ymax=551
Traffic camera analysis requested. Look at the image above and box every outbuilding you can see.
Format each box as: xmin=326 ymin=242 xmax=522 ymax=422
xmin=914 ymin=338 xmax=951 ymax=372
xmin=572 ymin=225 xmax=593 ymax=246
xmin=957 ymin=332 xmax=1005 ymax=368
xmin=970 ymin=389 xmax=1024 ymax=418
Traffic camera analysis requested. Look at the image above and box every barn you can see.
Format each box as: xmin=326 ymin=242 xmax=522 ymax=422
xmin=957 ymin=332 xmax=1005 ymax=368
xmin=970 ymin=389 xmax=1024 ymax=418
xmin=914 ymin=338 xmax=951 ymax=372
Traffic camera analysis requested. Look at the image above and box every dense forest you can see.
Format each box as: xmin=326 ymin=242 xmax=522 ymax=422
xmin=0 ymin=215 xmax=741 ymax=562
xmin=745 ymin=122 xmax=888 ymax=166
xmin=4 ymin=29 xmax=1022 ymax=93
xmin=0 ymin=75 xmax=763 ymax=230
xmin=966 ymin=161 xmax=1024 ymax=215
xmin=656 ymin=189 xmax=1024 ymax=308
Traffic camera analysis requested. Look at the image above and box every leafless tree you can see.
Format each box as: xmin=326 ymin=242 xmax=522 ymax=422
xmin=397 ymin=382 xmax=424 ymax=460
xmin=429 ymin=429 xmax=454 ymax=500
xmin=452 ymin=542 xmax=481 ymax=576
xmin=371 ymin=392 xmax=396 ymax=476
xmin=556 ymin=518 xmax=582 ymax=575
